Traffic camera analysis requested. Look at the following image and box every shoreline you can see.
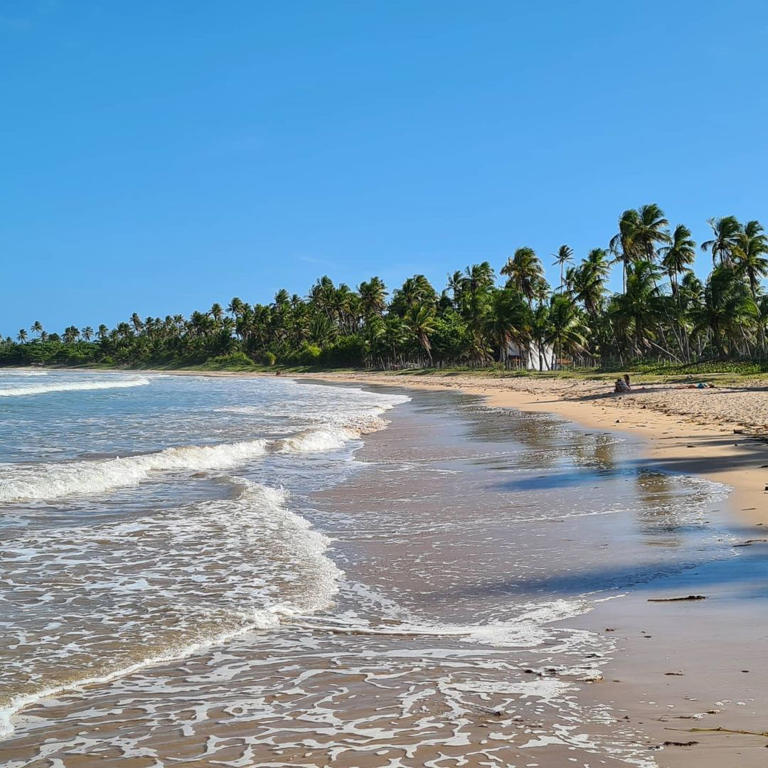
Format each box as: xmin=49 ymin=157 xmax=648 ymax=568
xmin=5 ymin=367 xmax=768 ymax=766
xmin=95 ymin=365 xmax=766 ymax=527
xmin=97 ymin=364 xmax=766 ymax=526
xmin=241 ymin=369 xmax=767 ymax=529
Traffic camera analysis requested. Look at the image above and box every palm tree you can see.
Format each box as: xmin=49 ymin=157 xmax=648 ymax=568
xmin=634 ymin=203 xmax=671 ymax=260
xmin=17 ymin=329 xmax=27 ymax=343
xmin=659 ymin=225 xmax=696 ymax=295
xmin=358 ymin=277 xmax=387 ymax=317
xmin=530 ymin=302 xmax=553 ymax=370
xmin=547 ymin=293 xmax=588 ymax=366
xmin=694 ymin=265 xmax=758 ymax=356
xmin=501 ymin=248 xmax=548 ymax=305
xmin=31 ymin=320 xmax=43 ymax=338
xmin=390 ymin=275 xmax=438 ymax=316
xmin=552 ymin=245 xmax=573 ymax=292
xmin=610 ymin=208 xmax=640 ymax=291
xmin=446 ymin=270 xmax=466 ymax=309
xmin=701 ymin=216 xmax=741 ymax=266
xmin=571 ymin=249 xmax=610 ymax=318
xmin=81 ymin=326 xmax=93 ymax=341
xmin=610 ymin=204 xmax=670 ymax=291
xmin=609 ymin=260 xmax=664 ymax=358
xmin=404 ymin=304 xmax=437 ymax=364
xmin=486 ymin=287 xmax=530 ymax=364
xmin=63 ymin=326 xmax=80 ymax=344
xmin=732 ymin=220 xmax=768 ymax=300
xmin=97 ymin=324 xmax=109 ymax=341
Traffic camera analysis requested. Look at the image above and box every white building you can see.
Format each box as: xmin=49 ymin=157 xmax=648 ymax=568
xmin=507 ymin=342 xmax=556 ymax=371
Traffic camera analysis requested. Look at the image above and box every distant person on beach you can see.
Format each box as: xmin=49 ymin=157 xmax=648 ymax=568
xmin=623 ymin=374 xmax=631 ymax=390
xmin=614 ymin=378 xmax=630 ymax=393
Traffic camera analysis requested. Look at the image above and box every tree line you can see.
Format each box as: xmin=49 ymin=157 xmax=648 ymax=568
xmin=3 ymin=204 xmax=768 ymax=371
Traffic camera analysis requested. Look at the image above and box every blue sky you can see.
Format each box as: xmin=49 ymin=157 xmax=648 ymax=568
xmin=2 ymin=0 xmax=768 ymax=334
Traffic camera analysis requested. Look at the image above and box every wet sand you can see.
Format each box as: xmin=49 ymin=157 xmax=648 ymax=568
xmin=291 ymin=370 xmax=768 ymax=525
xmin=294 ymin=373 xmax=768 ymax=766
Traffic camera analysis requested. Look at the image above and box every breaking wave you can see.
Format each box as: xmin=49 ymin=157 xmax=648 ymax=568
xmin=0 ymin=422 xmax=381 ymax=503
xmin=0 ymin=377 xmax=150 ymax=398
xmin=0 ymin=439 xmax=270 ymax=502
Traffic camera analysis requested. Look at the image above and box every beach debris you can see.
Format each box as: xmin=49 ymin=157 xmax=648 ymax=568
xmin=674 ymin=726 xmax=768 ymax=738
xmin=605 ymin=627 xmax=615 ymax=631
xmin=647 ymin=595 xmax=706 ymax=602
xmin=665 ymin=672 xmax=684 ymax=676
xmin=733 ymin=538 xmax=768 ymax=547
xmin=662 ymin=740 xmax=699 ymax=747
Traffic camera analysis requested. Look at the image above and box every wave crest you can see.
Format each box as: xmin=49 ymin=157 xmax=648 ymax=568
xmin=0 ymin=377 xmax=150 ymax=398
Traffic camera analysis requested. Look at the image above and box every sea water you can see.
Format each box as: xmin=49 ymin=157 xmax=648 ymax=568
xmin=0 ymin=371 xmax=736 ymax=767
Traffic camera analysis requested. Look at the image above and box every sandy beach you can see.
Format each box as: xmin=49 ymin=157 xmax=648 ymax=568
xmin=287 ymin=370 xmax=768 ymax=766
xmin=5 ymin=367 xmax=768 ymax=767
xmin=136 ymin=365 xmax=768 ymax=765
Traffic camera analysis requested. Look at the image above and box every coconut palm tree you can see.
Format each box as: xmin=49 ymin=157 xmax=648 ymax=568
xmin=634 ymin=204 xmax=671 ymax=260
xmin=546 ymin=293 xmax=588 ymax=366
xmin=732 ymin=220 xmax=768 ymax=300
xmin=404 ymin=304 xmax=437 ymax=364
xmin=358 ymin=277 xmax=387 ymax=318
xmin=486 ymin=287 xmax=530 ymax=364
xmin=610 ymin=205 xmax=670 ymax=290
xmin=63 ymin=326 xmax=80 ymax=344
xmin=694 ymin=265 xmax=758 ymax=356
xmin=571 ymin=249 xmax=610 ymax=318
xmin=659 ymin=225 xmax=696 ymax=294
xmin=31 ymin=320 xmax=43 ymax=338
xmin=501 ymin=248 xmax=548 ymax=305
xmin=389 ymin=275 xmax=438 ymax=316
xmin=701 ymin=216 xmax=741 ymax=266
xmin=81 ymin=326 xmax=93 ymax=341
xmin=17 ymin=329 xmax=27 ymax=343
xmin=609 ymin=260 xmax=665 ymax=358
xmin=552 ymin=245 xmax=573 ymax=292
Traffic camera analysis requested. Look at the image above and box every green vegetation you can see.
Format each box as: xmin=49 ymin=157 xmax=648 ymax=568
xmin=5 ymin=204 xmax=768 ymax=376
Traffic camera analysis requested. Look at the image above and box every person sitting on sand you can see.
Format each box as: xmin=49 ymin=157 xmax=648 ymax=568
xmin=623 ymin=374 xmax=631 ymax=391
xmin=614 ymin=378 xmax=630 ymax=393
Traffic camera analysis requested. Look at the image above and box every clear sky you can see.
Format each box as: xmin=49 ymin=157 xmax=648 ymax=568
xmin=2 ymin=0 xmax=768 ymax=334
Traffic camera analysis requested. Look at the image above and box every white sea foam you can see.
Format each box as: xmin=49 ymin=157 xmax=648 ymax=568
xmin=0 ymin=439 xmax=269 ymax=502
xmin=0 ymin=377 xmax=150 ymax=397
xmin=0 ymin=369 xmax=48 ymax=377
xmin=0 ymin=479 xmax=342 ymax=739
xmin=276 ymin=427 xmax=356 ymax=453
xmin=0 ymin=409 xmax=397 ymax=504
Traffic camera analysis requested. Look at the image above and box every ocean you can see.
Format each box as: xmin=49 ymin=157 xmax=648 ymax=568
xmin=0 ymin=370 xmax=740 ymax=767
